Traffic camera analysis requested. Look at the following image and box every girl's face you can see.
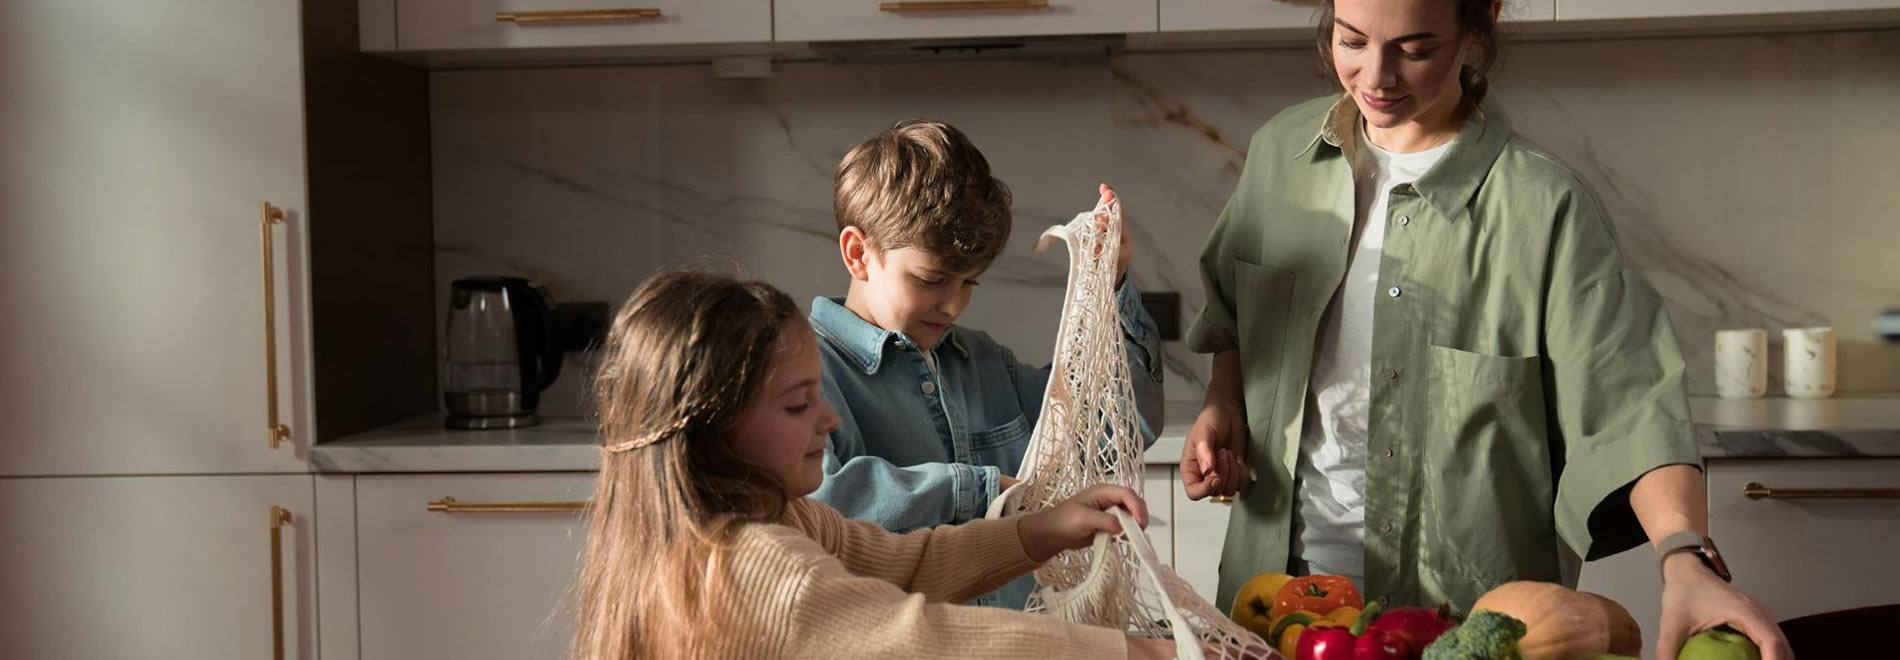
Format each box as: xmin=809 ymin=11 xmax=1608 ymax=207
xmin=1330 ymin=0 xmax=1474 ymax=143
xmin=726 ymin=319 xmax=840 ymax=497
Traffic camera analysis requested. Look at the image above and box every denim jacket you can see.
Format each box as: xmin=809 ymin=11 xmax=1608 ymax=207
xmin=807 ymin=281 xmax=1164 ymax=608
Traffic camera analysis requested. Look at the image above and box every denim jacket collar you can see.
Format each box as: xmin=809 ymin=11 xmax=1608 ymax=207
xmin=810 ymin=296 xmax=969 ymax=375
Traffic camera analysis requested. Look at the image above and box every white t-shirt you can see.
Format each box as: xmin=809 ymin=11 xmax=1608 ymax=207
xmin=1291 ymin=125 xmax=1452 ymax=585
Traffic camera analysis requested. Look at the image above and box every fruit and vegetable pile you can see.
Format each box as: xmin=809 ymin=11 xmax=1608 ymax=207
xmin=1228 ymin=574 xmax=1762 ymax=660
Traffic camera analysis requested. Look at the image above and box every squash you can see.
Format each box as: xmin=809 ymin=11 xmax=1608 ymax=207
xmin=1470 ymin=581 xmax=1643 ymax=660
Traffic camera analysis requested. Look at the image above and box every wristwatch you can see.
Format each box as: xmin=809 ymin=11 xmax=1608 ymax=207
xmin=1656 ymin=530 xmax=1732 ymax=583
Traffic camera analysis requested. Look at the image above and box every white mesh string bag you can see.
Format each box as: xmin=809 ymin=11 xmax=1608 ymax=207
xmin=986 ymin=196 xmax=1276 ymax=660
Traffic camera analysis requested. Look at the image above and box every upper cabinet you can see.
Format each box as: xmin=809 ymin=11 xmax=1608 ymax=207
xmin=0 ymin=0 xmax=313 ymax=476
xmin=1160 ymin=0 xmax=1554 ymax=33
xmin=775 ymin=0 xmax=1156 ymax=42
xmin=1557 ymin=0 xmax=1900 ymax=21
xmin=369 ymin=0 xmax=772 ymax=51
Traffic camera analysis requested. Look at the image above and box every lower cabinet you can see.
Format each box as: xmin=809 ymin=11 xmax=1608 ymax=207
xmin=0 ymin=475 xmax=317 ymax=659
xmin=354 ymin=473 xmax=595 ymax=660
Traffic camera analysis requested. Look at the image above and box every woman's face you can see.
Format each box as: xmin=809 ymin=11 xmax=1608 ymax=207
xmin=1330 ymin=0 xmax=1475 ymax=139
xmin=725 ymin=319 xmax=840 ymax=497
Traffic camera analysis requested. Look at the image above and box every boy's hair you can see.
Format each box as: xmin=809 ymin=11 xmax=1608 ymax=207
xmin=574 ymin=270 xmax=802 ymax=660
xmin=833 ymin=119 xmax=1013 ymax=274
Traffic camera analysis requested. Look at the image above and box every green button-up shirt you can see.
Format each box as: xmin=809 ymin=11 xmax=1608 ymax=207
xmin=1187 ymin=94 xmax=1703 ymax=611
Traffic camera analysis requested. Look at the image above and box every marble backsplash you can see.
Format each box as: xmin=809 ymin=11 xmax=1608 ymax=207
xmin=430 ymin=29 xmax=1900 ymax=415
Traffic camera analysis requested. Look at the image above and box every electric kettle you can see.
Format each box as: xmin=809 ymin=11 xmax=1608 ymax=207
xmin=444 ymin=276 xmax=563 ymax=429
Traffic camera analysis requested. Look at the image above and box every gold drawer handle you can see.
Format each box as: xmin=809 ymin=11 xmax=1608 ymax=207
xmin=880 ymin=0 xmax=1050 ymax=13
xmin=269 ymin=506 xmax=292 ymax=660
xmin=496 ymin=8 xmax=662 ymax=23
xmin=1208 ymin=495 xmax=1233 ymax=504
xmin=427 ymin=496 xmax=588 ymax=513
xmin=1743 ymin=482 xmax=1900 ymax=500
xmin=260 ymin=203 xmax=291 ymax=451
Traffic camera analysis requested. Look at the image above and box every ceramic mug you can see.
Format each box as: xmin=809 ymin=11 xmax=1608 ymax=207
xmin=1783 ymin=327 xmax=1837 ymax=399
xmin=1714 ymin=329 xmax=1767 ymax=399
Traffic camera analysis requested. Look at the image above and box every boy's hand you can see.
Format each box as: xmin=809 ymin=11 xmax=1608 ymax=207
xmin=1017 ymin=484 xmax=1148 ymax=562
xmin=1182 ymin=401 xmax=1250 ymax=500
xmin=1096 ymin=183 xmax=1134 ymax=283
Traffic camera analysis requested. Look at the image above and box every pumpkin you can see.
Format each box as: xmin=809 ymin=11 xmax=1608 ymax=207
xmin=1470 ymin=581 xmax=1643 ymax=660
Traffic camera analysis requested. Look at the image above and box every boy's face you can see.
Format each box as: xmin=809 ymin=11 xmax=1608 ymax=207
xmin=849 ymin=241 xmax=985 ymax=353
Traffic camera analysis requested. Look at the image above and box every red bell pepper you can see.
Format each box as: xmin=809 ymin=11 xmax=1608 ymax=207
xmin=1295 ymin=602 xmax=1464 ymax=660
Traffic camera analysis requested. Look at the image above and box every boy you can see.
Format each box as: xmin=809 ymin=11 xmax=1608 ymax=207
xmin=808 ymin=119 xmax=1165 ymax=609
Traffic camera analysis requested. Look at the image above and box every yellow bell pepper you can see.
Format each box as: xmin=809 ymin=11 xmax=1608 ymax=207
xmin=1229 ymin=572 xmax=1295 ymax=638
xmin=1325 ymin=605 xmax=1362 ymax=628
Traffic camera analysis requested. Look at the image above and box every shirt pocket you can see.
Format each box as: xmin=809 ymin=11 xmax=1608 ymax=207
xmin=1418 ymin=345 xmax=1558 ymax=590
xmin=1233 ymin=259 xmax=1297 ymax=435
xmin=969 ymin=414 xmax=1032 ymax=477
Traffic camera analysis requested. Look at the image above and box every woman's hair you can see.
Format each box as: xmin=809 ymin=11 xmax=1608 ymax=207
xmin=571 ymin=270 xmax=803 ymax=660
xmin=1315 ymin=0 xmax=1501 ymax=103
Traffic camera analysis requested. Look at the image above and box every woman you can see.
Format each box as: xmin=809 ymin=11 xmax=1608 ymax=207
xmin=1178 ymin=1 xmax=1791 ymax=658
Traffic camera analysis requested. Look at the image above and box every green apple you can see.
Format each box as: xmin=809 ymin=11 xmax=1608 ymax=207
xmin=1678 ymin=628 xmax=1762 ymax=660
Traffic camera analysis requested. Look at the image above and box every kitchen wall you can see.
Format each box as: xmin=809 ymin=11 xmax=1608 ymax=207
xmin=429 ymin=28 xmax=1900 ymax=414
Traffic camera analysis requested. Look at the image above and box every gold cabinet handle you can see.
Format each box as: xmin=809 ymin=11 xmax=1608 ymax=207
xmin=1743 ymin=482 xmax=1900 ymax=500
xmin=426 ymin=496 xmax=588 ymax=513
xmin=880 ymin=0 xmax=1050 ymax=13
xmin=1208 ymin=495 xmax=1234 ymax=504
xmin=260 ymin=203 xmax=291 ymax=451
xmin=495 ymin=8 xmax=662 ymax=23
xmin=269 ymin=506 xmax=292 ymax=660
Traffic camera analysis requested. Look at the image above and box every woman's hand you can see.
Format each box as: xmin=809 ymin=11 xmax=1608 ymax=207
xmin=1182 ymin=399 xmax=1250 ymax=500
xmin=1657 ymin=554 xmax=1791 ymax=660
xmin=1018 ymin=484 xmax=1148 ymax=562
xmin=1125 ymin=635 xmax=1178 ymax=660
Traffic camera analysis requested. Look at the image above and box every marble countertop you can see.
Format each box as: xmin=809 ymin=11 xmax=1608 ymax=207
xmin=312 ymin=396 xmax=1900 ymax=473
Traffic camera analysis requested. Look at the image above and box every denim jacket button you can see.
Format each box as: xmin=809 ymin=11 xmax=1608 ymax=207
xmin=921 ymin=381 xmax=937 ymax=394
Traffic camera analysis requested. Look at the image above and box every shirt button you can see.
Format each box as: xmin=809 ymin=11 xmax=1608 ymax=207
xmin=921 ymin=381 xmax=936 ymax=394
xmin=1397 ymin=216 xmax=1411 ymax=226
xmin=1387 ymin=286 xmax=1402 ymax=298
xmin=1380 ymin=522 xmax=1393 ymax=533
xmin=1380 ymin=367 xmax=1398 ymax=380
xmin=1378 ymin=596 xmax=1391 ymax=606
xmin=1383 ymin=447 xmax=1395 ymax=458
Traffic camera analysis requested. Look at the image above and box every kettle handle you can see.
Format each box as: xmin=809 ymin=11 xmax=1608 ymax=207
xmin=499 ymin=278 xmax=565 ymax=408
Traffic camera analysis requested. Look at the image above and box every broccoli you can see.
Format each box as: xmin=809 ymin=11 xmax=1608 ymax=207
xmin=1420 ymin=610 xmax=1528 ymax=660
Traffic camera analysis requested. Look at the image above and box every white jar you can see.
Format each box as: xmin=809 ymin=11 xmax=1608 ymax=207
xmin=1782 ymin=327 xmax=1837 ymax=399
xmin=1714 ymin=329 xmax=1767 ymax=399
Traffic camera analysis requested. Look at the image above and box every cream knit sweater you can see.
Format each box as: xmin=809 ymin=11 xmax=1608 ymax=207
xmin=690 ymin=497 xmax=1129 ymax=658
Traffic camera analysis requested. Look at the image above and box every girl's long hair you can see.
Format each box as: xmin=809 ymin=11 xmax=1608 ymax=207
xmin=571 ymin=270 xmax=802 ymax=660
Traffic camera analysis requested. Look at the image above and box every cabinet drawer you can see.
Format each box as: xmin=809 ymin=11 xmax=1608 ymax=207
xmin=776 ymin=0 xmax=1155 ymax=43
xmin=1557 ymin=0 xmax=1900 ymax=21
xmin=1708 ymin=458 xmax=1900 ymax=619
xmin=1161 ymin=0 xmax=1552 ymax=32
xmin=1172 ymin=468 xmax=1233 ymax=606
xmin=395 ymin=0 xmax=771 ymax=51
xmin=356 ymin=473 xmax=596 ymax=660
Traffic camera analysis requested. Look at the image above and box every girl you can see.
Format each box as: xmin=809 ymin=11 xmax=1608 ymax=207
xmin=1177 ymin=1 xmax=1790 ymax=658
xmin=572 ymin=270 xmax=1178 ymax=659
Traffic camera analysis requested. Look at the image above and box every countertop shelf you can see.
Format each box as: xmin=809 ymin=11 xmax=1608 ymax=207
xmin=314 ymin=395 xmax=1900 ymax=473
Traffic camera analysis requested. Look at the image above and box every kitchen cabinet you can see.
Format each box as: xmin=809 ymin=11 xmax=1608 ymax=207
xmin=0 ymin=475 xmax=318 ymax=658
xmin=1160 ymin=0 xmax=1553 ymax=32
xmin=775 ymin=0 xmax=1156 ymax=43
xmin=386 ymin=0 xmax=772 ymax=52
xmin=0 ymin=0 xmax=313 ymax=477
xmin=354 ymin=473 xmax=594 ymax=660
xmin=1557 ymin=0 xmax=1900 ymax=21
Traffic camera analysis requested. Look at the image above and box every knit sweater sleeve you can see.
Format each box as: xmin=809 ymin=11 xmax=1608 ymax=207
xmin=749 ymin=521 xmax=1128 ymax=659
xmin=785 ymin=497 xmax=1038 ymax=602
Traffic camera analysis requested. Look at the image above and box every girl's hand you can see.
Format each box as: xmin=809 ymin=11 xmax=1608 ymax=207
xmin=1018 ymin=484 xmax=1148 ymax=562
xmin=1182 ymin=400 xmax=1250 ymax=500
xmin=1126 ymin=635 xmax=1178 ymax=660
xmin=1657 ymin=554 xmax=1792 ymax=660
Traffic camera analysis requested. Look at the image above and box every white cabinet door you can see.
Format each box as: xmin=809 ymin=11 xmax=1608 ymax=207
xmin=777 ymin=0 xmax=1156 ymax=43
xmin=394 ymin=0 xmax=772 ymax=50
xmin=356 ymin=473 xmax=596 ymax=660
xmin=1558 ymin=0 xmax=1900 ymax=21
xmin=1706 ymin=458 xmax=1900 ymax=621
xmin=1173 ymin=472 xmax=1234 ymax=606
xmin=0 ymin=475 xmax=317 ymax=659
xmin=0 ymin=0 xmax=313 ymax=476
xmin=1144 ymin=465 xmax=1176 ymax=567
xmin=1161 ymin=0 xmax=1553 ymax=32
